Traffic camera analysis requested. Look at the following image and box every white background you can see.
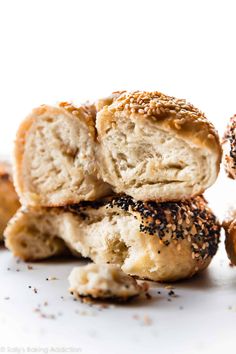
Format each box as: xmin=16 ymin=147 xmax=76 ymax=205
xmin=1 ymin=0 xmax=236 ymax=353
xmin=1 ymin=0 xmax=236 ymax=155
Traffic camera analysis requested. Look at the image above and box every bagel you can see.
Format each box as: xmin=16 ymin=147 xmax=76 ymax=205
xmin=5 ymin=195 xmax=221 ymax=282
xmin=96 ymin=91 xmax=222 ymax=201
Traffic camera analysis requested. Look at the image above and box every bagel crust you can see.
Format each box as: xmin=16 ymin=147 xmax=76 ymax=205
xmin=14 ymin=102 xmax=111 ymax=207
xmin=5 ymin=195 xmax=221 ymax=282
xmin=96 ymin=91 xmax=222 ymax=201
xmin=0 ymin=161 xmax=20 ymax=240
xmin=222 ymin=114 xmax=236 ymax=179
xmin=223 ymin=208 xmax=236 ymax=265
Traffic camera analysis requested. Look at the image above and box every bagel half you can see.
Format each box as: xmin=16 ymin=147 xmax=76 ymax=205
xmin=5 ymin=195 xmax=220 ymax=282
xmin=14 ymin=102 xmax=111 ymax=207
xmin=96 ymin=91 xmax=222 ymax=201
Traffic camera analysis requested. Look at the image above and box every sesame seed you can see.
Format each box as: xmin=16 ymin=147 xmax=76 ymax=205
xmin=108 ymin=91 xmax=219 ymax=152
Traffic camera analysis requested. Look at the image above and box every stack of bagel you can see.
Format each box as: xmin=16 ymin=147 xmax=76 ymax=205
xmin=5 ymin=91 xmax=222 ymax=288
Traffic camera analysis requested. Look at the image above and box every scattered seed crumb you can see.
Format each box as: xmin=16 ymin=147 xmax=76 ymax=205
xmin=143 ymin=315 xmax=152 ymax=326
xmin=165 ymin=285 xmax=174 ymax=290
xmin=46 ymin=276 xmax=58 ymax=281
xmin=4 ymin=297 xmax=10 ymax=300
xmin=157 ymin=291 xmax=161 ymax=294
xmin=16 ymin=269 xmax=20 ymax=272
xmin=98 ymin=303 xmax=110 ymax=309
xmin=33 ymin=288 xmax=38 ymax=294
xmin=27 ymin=265 xmax=33 ymax=270
xmin=33 ymin=305 xmax=56 ymax=320
xmin=43 ymin=301 xmax=48 ymax=306
xmin=80 ymin=310 xmax=88 ymax=316
xmin=41 ymin=313 xmax=55 ymax=320
xmin=168 ymin=290 xmax=176 ymax=297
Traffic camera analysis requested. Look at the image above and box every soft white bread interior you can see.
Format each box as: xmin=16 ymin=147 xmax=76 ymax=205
xmin=14 ymin=102 xmax=111 ymax=207
xmin=0 ymin=162 xmax=20 ymax=240
xmin=222 ymin=114 xmax=236 ymax=179
xmin=96 ymin=91 xmax=222 ymax=201
xmin=69 ymin=263 xmax=147 ymax=301
xmin=4 ymin=207 xmax=70 ymax=260
xmin=5 ymin=196 xmax=221 ymax=282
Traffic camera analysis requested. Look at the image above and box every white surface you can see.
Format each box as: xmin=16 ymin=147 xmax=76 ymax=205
xmin=1 ymin=0 xmax=236 ymax=352
xmin=0 ymin=242 xmax=236 ymax=353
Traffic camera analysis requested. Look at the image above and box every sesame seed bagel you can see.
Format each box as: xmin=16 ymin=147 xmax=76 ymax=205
xmin=14 ymin=102 xmax=111 ymax=207
xmin=5 ymin=195 xmax=220 ymax=282
xmin=222 ymin=114 xmax=236 ymax=179
xmin=96 ymin=91 xmax=222 ymax=202
xmin=0 ymin=161 xmax=20 ymax=241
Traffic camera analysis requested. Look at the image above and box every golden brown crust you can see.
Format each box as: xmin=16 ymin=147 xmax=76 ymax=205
xmin=0 ymin=162 xmax=20 ymax=239
xmin=0 ymin=161 xmax=12 ymax=178
xmin=95 ymin=91 xmax=125 ymax=112
xmin=98 ymin=91 xmax=222 ymax=157
xmin=223 ymin=212 xmax=236 ymax=265
xmin=222 ymin=114 xmax=236 ymax=179
xmin=224 ymin=220 xmax=236 ymax=265
xmin=14 ymin=115 xmax=35 ymax=202
xmin=58 ymin=102 xmax=96 ymax=139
